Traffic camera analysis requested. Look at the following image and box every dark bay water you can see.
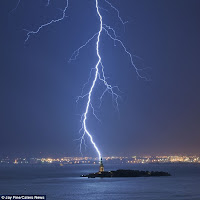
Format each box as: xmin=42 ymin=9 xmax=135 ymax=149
xmin=0 ymin=163 xmax=200 ymax=200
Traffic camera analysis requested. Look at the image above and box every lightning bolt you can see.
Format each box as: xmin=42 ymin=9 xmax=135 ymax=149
xmin=46 ymin=0 xmax=51 ymax=7
xmin=80 ymin=0 xmax=103 ymax=161
xmin=20 ymin=0 xmax=149 ymax=161
xmin=24 ymin=0 xmax=69 ymax=43
xmin=104 ymin=0 xmax=128 ymax=26
xmin=9 ymin=0 xmax=21 ymax=13
xmin=71 ymin=1 xmax=149 ymax=161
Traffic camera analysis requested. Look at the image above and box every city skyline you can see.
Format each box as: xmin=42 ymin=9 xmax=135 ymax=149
xmin=1 ymin=155 xmax=200 ymax=165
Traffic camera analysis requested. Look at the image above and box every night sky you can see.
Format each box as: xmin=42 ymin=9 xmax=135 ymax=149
xmin=0 ymin=0 xmax=200 ymax=157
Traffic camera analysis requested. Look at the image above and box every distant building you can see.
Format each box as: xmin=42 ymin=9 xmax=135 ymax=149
xmin=99 ymin=157 xmax=104 ymax=173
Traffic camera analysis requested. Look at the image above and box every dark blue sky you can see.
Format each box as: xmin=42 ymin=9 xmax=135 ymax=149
xmin=0 ymin=0 xmax=200 ymax=157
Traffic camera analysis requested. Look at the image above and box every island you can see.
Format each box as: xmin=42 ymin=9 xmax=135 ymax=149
xmin=81 ymin=169 xmax=171 ymax=178
xmin=81 ymin=158 xmax=171 ymax=178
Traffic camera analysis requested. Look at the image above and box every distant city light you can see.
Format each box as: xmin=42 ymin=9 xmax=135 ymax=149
xmin=0 ymin=155 xmax=199 ymax=165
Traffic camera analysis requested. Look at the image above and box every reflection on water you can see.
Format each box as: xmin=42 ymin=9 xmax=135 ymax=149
xmin=0 ymin=164 xmax=200 ymax=200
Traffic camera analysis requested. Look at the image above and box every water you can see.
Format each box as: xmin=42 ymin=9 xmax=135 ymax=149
xmin=0 ymin=163 xmax=200 ymax=200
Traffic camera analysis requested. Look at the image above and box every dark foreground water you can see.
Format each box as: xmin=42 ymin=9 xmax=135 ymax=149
xmin=0 ymin=163 xmax=200 ymax=200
